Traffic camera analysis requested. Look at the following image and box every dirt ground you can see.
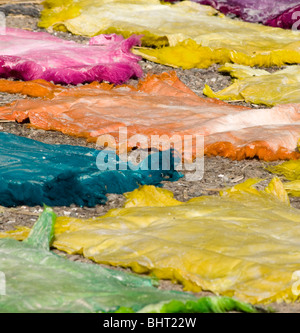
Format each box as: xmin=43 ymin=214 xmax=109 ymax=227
xmin=1 ymin=2 xmax=300 ymax=313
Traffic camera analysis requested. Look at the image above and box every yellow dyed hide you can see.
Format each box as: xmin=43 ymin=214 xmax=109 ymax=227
xmin=39 ymin=0 xmax=300 ymax=69
xmin=4 ymin=178 xmax=299 ymax=305
xmin=203 ymin=64 xmax=300 ymax=106
xmin=267 ymin=159 xmax=300 ymax=196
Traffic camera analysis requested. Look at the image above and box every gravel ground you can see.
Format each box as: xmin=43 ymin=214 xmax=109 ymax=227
xmin=1 ymin=3 xmax=300 ymax=313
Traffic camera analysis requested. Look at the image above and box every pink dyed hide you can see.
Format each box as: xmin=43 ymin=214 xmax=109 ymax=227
xmin=0 ymin=28 xmax=143 ymax=84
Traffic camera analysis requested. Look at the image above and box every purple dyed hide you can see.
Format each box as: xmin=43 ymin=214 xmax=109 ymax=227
xmin=167 ymin=0 xmax=300 ymax=29
xmin=0 ymin=28 xmax=143 ymax=84
xmin=266 ymin=4 xmax=300 ymax=29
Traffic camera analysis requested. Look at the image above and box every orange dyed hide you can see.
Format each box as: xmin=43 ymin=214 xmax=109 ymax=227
xmin=0 ymin=72 xmax=299 ymax=161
